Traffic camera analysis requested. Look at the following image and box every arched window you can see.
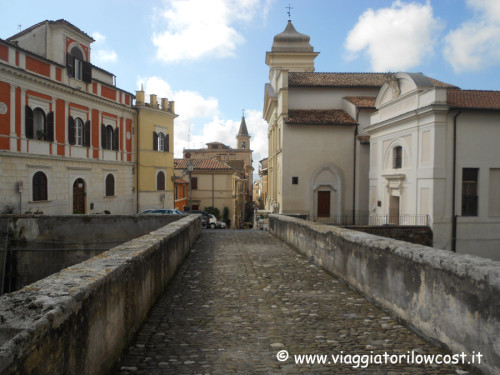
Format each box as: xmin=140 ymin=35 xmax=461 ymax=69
xmin=241 ymin=141 xmax=246 ymax=149
xmin=67 ymin=46 xmax=92 ymax=83
xmin=105 ymin=174 xmax=115 ymax=196
xmin=75 ymin=118 xmax=84 ymax=146
xmin=157 ymin=171 xmax=165 ymax=191
xmin=158 ymin=132 xmax=165 ymax=151
xmin=33 ymin=171 xmax=48 ymax=201
xmin=165 ymin=134 xmax=170 ymax=152
xmin=393 ymin=146 xmax=402 ymax=169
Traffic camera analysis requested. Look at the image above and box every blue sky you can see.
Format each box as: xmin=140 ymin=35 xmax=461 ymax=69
xmin=2 ymin=0 xmax=500 ymax=179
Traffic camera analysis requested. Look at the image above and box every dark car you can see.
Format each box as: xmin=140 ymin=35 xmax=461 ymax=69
xmin=184 ymin=210 xmax=211 ymax=228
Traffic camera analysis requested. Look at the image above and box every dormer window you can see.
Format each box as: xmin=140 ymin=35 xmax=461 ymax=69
xmin=67 ymin=46 xmax=92 ymax=83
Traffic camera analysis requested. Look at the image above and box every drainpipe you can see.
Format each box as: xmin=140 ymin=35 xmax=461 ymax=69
xmin=1 ymin=218 xmax=10 ymax=296
xmin=352 ymin=109 xmax=360 ymax=225
xmin=451 ymin=111 xmax=461 ymax=252
xmin=136 ymin=114 xmax=140 ymax=213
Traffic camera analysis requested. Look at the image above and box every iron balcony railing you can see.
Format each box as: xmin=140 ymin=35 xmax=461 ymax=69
xmin=308 ymin=214 xmax=430 ymax=227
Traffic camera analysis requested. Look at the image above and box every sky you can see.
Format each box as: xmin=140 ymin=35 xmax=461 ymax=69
xmin=2 ymin=0 xmax=500 ymax=181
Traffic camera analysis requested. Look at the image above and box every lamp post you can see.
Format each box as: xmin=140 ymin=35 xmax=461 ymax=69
xmin=187 ymin=160 xmax=194 ymax=211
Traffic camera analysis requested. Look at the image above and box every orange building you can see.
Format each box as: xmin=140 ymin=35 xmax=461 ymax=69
xmin=174 ymin=177 xmax=189 ymax=211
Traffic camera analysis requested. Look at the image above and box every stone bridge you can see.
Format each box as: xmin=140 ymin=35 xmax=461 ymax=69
xmin=0 ymin=215 xmax=498 ymax=374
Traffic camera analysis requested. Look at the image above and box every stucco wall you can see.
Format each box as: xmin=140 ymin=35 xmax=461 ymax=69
xmin=0 ymin=154 xmax=135 ymax=215
xmin=270 ymin=214 xmax=500 ymax=375
xmin=0 ymin=214 xmax=201 ymax=375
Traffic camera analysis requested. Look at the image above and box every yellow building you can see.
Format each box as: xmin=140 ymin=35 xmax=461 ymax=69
xmin=174 ymin=158 xmax=245 ymax=228
xmin=134 ymin=89 xmax=177 ymax=212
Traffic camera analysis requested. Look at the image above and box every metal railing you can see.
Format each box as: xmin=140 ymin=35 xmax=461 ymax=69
xmin=309 ymin=214 xmax=429 ymax=227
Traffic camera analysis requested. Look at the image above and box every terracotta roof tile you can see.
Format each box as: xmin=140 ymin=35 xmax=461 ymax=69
xmin=447 ymin=89 xmax=500 ymax=110
xmin=344 ymin=96 xmax=376 ymax=108
xmin=174 ymin=176 xmax=189 ymax=184
xmin=288 ymin=72 xmax=456 ymax=89
xmin=174 ymin=158 xmax=235 ymax=171
xmin=357 ymin=135 xmax=370 ymax=144
xmin=285 ymin=110 xmax=356 ymax=125
xmin=289 ymin=72 xmax=388 ymax=88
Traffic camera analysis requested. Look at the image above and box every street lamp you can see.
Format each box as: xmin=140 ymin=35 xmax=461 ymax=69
xmin=187 ymin=159 xmax=194 ymax=211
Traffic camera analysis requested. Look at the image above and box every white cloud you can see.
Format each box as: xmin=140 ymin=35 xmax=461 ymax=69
xmin=443 ymin=0 xmax=500 ymax=72
xmin=152 ymin=0 xmax=269 ymax=62
xmin=138 ymin=76 xmax=268 ymax=180
xmin=344 ymin=1 xmax=443 ymax=71
xmin=91 ymin=32 xmax=118 ymax=65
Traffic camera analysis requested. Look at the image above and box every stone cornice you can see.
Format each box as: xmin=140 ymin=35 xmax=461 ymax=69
xmin=0 ymin=62 xmax=136 ymax=115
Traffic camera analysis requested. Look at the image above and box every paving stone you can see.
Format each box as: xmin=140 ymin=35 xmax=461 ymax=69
xmin=114 ymin=230 xmax=477 ymax=375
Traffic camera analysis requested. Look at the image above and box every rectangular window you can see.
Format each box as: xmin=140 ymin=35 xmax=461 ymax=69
xmin=462 ymin=168 xmax=478 ymax=216
xmin=191 ymin=177 xmax=198 ymax=190
xmin=393 ymin=146 xmax=402 ymax=169
xmin=489 ymin=168 xmax=500 ymax=216
xmin=292 ymin=176 xmax=299 ymax=185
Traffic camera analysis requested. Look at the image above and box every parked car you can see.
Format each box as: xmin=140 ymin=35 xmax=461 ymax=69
xmin=184 ymin=210 xmax=211 ymax=228
xmin=139 ymin=209 xmax=179 ymax=215
xmin=216 ymin=221 xmax=227 ymax=229
xmin=207 ymin=214 xmax=218 ymax=229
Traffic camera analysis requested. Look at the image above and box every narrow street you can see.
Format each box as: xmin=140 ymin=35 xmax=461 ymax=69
xmin=115 ymin=230 xmax=471 ymax=374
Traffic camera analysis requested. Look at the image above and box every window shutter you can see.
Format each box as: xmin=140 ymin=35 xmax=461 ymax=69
xmin=101 ymin=124 xmax=106 ymax=148
xmin=66 ymin=53 xmax=75 ymax=78
xmin=46 ymin=112 xmax=54 ymax=142
xmin=153 ymin=132 xmax=158 ymax=151
xmin=82 ymin=61 xmax=92 ymax=83
xmin=84 ymin=121 xmax=91 ymax=147
xmin=165 ymin=134 xmax=169 ymax=152
xmin=68 ymin=116 xmax=75 ymax=145
xmin=191 ymin=176 xmax=198 ymax=190
xmin=25 ymin=106 xmax=34 ymax=139
xmin=113 ymin=127 xmax=119 ymax=150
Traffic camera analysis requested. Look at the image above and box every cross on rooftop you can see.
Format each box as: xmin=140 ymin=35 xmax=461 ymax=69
xmin=286 ymin=4 xmax=293 ymax=19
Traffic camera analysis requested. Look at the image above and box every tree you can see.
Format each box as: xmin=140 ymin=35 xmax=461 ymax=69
xmin=204 ymin=206 xmax=220 ymax=220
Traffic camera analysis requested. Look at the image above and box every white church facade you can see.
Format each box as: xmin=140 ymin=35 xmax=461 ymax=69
xmin=264 ymin=21 xmax=500 ymax=260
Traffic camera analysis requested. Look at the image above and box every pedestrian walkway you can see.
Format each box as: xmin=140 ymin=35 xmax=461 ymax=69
xmin=115 ymin=230 xmax=472 ymax=374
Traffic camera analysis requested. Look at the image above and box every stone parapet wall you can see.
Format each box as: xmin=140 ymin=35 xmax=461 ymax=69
xmin=0 ymin=214 xmax=184 ymax=291
xmin=0 ymin=214 xmax=202 ymax=375
xmin=270 ymin=214 xmax=500 ymax=375
xmin=342 ymin=225 xmax=433 ymax=246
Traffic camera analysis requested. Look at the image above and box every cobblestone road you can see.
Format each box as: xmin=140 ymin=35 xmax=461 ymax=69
xmin=115 ymin=230 xmax=473 ymax=375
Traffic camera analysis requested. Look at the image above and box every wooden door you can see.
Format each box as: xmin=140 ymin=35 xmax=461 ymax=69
xmin=73 ymin=178 xmax=86 ymax=214
xmin=317 ymin=191 xmax=330 ymax=217
xmin=389 ymin=196 xmax=400 ymax=225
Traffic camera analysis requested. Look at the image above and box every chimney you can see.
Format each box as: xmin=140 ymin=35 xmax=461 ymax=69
xmin=161 ymin=98 xmax=168 ymax=111
xmin=150 ymin=94 xmax=158 ymax=108
xmin=135 ymin=89 xmax=145 ymax=105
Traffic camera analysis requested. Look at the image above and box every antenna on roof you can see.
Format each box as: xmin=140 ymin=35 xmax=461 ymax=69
xmin=286 ymin=4 xmax=293 ymax=20
xmin=18 ymin=25 xmax=22 ymax=32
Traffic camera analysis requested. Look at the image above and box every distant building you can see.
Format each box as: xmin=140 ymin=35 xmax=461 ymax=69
xmin=182 ymin=115 xmax=254 ymax=218
xmin=134 ymin=89 xmax=176 ymax=212
xmin=258 ymin=158 xmax=268 ymax=210
xmin=368 ymin=73 xmax=500 ymax=259
xmin=173 ymin=176 xmax=188 ymax=212
xmin=0 ymin=20 xmax=135 ymax=214
xmin=174 ymin=158 xmax=245 ymax=228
